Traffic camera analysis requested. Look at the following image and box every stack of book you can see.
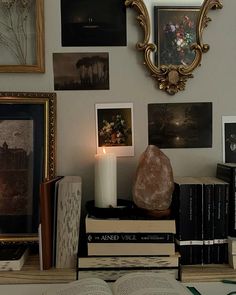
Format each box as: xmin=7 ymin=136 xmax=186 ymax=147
xmin=77 ymin=213 xmax=180 ymax=281
xmin=172 ymin=176 xmax=229 ymax=265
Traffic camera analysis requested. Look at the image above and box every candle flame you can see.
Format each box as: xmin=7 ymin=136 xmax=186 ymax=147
xmin=103 ymin=147 xmax=106 ymax=154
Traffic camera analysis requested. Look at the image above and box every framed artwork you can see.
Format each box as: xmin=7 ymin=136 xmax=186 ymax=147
xmin=0 ymin=92 xmax=56 ymax=243
xmin=61 ymin=0 xmax=127 ymax=46
xmin=0 ymin=0 xmax=44 ymax=73
xmin=222 ymin=116 xmax=236 ymax=163
xmin=95 ymin=103 xmax=134 ymax=157
xmin=148 ymin=102 xmax=212 ymax=148
xmin=154 ymin=6 xmax=199 ymax=66
xmin=53 ymin=52 xmax=109 ymax=90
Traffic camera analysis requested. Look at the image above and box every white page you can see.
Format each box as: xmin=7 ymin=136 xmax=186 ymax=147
xmin=112 ymin=272 xmax=191 ymax=295
xmin=42 ymin=278 xmax=112 ymax=295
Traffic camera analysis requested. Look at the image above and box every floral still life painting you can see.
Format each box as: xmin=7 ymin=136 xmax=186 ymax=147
xmin=154 ymin=7 xmax=199 ymax=66
xmin=95 ymin=103 xmax=134 ymax=157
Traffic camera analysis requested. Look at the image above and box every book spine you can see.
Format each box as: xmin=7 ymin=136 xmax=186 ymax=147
xmin=173 ymin=183 xmax=202 ymax=242
xmin=213 ymin=183 xmax=228 ymax=264
xmin=216 ymin=164 xmax=236 ymax=236
xmin=86 ymin=233 xmax=174 ymax=243
xmin=202 ymin=183 xmax=214 ymax=264
xmin=78 ymin=255 xmax=179 ymax=268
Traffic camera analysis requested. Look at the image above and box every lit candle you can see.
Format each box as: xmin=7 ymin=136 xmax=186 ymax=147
xmin=95 ymin=148 xmax=117 ymax=208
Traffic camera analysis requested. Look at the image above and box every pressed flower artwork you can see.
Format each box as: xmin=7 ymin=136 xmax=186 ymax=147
xmin=95 ymin=103 xmax=134 ymax=157
xmin=154 ymin=7 xmax=200 ymax=66
xmin=0 ymin=0 xmax=44 ymax=72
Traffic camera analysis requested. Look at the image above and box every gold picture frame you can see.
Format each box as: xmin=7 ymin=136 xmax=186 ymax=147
xmin=0 ymin=0 xmax=45 ymax=73
xmin=0 ymin=92 xmax=56 ymax=244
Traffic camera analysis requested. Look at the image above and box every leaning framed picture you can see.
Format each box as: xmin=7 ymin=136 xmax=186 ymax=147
xmin=95 ymin=103 xmax=134 ymax=157
xmin=0 ymin=0 xmax=45 ymax=73
xmin=154 ymin=6 xmax=200 ymax=66
xmin=222 ymin=116 xmax=236 ymax=163
xmin=0 ymin=92 xmax=56 ymax=243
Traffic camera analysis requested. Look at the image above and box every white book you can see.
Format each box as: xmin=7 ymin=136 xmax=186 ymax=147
xmin=42 ymin=272 xmax=191 ymax=295
xmin=55 ymin=176 xmax=82 ymax=268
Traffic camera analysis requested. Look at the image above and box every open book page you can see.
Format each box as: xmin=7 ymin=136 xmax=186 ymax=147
xmin=112 ymin=272 xmax=191 ymax=295
xmin=42 ymin=278 xmax=112 ymax=295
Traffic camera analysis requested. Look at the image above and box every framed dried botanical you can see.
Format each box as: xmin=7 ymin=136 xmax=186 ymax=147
xmin=0 ymin=92 xmax=56 ymax=244
xmin=0 ymin=0 xmax=44 ymax=73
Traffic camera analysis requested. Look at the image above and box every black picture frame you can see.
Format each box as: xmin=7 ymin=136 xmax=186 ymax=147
xmin=0 ymin=92 xmax=56 ymax=243
xmin=60 ymin=0 xmax=127 ymax=46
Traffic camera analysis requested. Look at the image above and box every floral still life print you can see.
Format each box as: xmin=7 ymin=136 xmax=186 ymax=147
xmin=154 ymin=7 xmax=199 ymax=66
xmin=98 ymin=112 xmax=132 ymax=146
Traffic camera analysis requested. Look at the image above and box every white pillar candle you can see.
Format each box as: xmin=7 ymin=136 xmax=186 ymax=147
xmin=94 ymin=150 xmax=117 ymax=208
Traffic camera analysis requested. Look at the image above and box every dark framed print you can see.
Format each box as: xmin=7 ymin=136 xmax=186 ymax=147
xmin=95 ymin=103 xmax=134 ymax=157
xmin=154 ymin=6 xmax=199 ymax=66
xmin=0 ymin=92 xmax=56 ymax=243
xmin=148 ymin=102 xmax=212 ymax=149
xmin=0 ymin=0 xmax=44 ymax=73
xmin=60 ymin=0 xmax=127 ymax=46
xmin=222 ymin=116 xmax=236 ymax=163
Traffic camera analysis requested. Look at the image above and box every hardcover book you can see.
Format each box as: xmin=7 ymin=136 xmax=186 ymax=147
xmin=77 ymin=268 xmax=179 ymax=281
xmin=216 ymin=162 xmax=236 ymax=236
xmin=87 ymin=242 xmax=175 ymax=256
xmin=55 ymin=176 xmax=82 ymax=268
xmin=0 ymin=246 xmax=29 ymax=271
xmin=85 ymin=215 xmax=176 ymax=234
xmin=39 ymin=176 xmax=63 ymax=270
xmin=78 ymin=253 xmax=180 ymax=269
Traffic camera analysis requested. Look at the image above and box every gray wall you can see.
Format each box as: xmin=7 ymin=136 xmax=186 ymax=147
xmin=0 ymin=0 xmax=234 ymax=209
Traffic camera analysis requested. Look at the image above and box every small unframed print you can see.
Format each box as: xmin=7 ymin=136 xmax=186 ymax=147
xmin=222 ymin=116 xmax=236 ymax=163
xmin=148 ymin=102 xmax=212 ymax=148
xmin=95 ymin=103 xmax=134 ymax=157
xmin=53 ymin=52 xmax=109 ymax=90
xmin=60 ymin=0 xmax=127 ymax=46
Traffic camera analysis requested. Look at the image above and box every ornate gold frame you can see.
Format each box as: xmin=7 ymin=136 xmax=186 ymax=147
xmin=125 ymin=0 xmax=223 ymax=95
xmin=0 ymin=92 xmax=56 ymax=243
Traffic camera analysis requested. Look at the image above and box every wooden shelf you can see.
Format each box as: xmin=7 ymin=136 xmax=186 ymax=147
xmin=2 ymin=254 xmax=236 ymax=284
xmin=180 ymin=264 xmax=236 ymax=282
xmin=0 ymin=255 xmax=76 ymax=284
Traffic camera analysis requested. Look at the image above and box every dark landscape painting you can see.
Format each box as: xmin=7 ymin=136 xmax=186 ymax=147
xmin=53 ymin=52 xmax=109 ymax=90
xmin=148 ymin=102 xmax=212 ymax=148
xmin=61 ymin=0 xmax=127 ymax=46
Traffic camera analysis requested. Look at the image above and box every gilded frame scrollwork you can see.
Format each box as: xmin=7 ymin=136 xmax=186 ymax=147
xmin=125 ymin=0 xmax=223 ymax=95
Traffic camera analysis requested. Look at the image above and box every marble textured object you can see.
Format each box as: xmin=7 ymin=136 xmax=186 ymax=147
xmin=133 ymin=145 xmax=174 ymax=211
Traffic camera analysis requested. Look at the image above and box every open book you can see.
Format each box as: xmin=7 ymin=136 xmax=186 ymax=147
xmin=42 ymin=272 xmax=191 ymax=295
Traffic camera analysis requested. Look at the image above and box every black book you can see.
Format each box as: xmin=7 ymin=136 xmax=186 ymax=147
xmin=172 ymin=177 xmax=203 ymax=242
xmin=216 ymin=163 xmax=236 ymax=237
xmin=172 ymin=177 xmax=203 ymax=265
